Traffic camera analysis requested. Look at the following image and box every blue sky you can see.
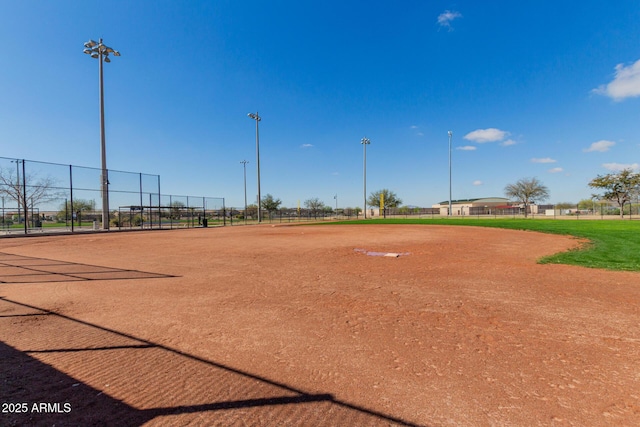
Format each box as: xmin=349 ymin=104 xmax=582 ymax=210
xmin=1 ymin=1 xmax=639 ymax=209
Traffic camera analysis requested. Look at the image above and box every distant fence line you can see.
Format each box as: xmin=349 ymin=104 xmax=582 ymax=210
xmin=1 ymin=157 xmax=638 ymax=236
xmin=223 ymin=203 xmax=640 ymax=224
xmin=382 ymin=204 xmax=640 ymax=219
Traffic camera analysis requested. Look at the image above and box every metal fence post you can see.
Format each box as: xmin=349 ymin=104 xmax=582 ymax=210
xmin=157 ymin=175 xmax=161 ymax=230
xmin=22 ymin=160 xmax=27 ymax=235
xmin=69 ymin=165 xmax=75 ymax=232
xmin=149 ymin=193 xmax=153 ymax=228
xmin=139 ymin=173 xmax=144 ymax=229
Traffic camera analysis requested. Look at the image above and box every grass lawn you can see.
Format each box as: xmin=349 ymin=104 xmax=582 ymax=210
xmin=332 ymin=218 xmax=640 ymax=272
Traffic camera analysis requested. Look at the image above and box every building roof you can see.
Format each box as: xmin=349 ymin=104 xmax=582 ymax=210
xmin=435 ymin=197 xmax=510 ymax=205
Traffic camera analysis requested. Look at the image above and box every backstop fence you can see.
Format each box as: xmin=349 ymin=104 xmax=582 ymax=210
xmin=0 ymin=157 xmax=224 ymax=235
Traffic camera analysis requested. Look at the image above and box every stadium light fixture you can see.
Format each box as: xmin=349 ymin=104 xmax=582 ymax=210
xmin=83 ymin=38 xmax=120 ymax=230
xmin=361 ymin=137 xmax=371 ymax=218
xmin=247 ymin=112 xmax=262 ymax=223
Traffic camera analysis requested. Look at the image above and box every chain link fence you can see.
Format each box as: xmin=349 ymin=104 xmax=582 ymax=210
xmin=0 ymin=157 xmax=224 ymax=235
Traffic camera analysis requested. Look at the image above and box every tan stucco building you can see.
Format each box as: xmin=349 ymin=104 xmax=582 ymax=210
xmin=431 ymin=197 xmax=514 ymax=216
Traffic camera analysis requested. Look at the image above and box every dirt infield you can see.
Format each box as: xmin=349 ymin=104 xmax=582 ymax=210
xmin=1 ymin=224 xmax=639 ymax=426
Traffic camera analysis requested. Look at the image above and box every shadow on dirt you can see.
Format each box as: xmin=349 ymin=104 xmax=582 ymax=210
xmin=0 ymin=252 xmax=175 ymax=284
xmin=0 ymin=297 xmax=425 ymax=426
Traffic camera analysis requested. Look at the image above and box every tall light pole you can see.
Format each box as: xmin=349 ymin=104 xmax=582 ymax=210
xmin=84 ymin=38 xmax=120 ymax=230
xmin=361 ymin=137 xmax=370 ymax=218
xmin=448 ymin=130 xmax=453 ymax=217
xmin=240 ymin=160 xmax=249 ymax=221
xmin=247 ymin=112 xmax=262 ymax=223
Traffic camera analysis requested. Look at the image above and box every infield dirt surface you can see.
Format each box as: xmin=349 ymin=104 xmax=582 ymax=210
xmin=1 ymin=224 xmax=639 ymax=426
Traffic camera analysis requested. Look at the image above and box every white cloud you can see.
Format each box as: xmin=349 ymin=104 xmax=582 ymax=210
xmin=594 ymin=59 xmax=640 ymax=101
xmin=531 ymin=157 xmax=557 ymax=163
xmin=584 ymin=140 xmax=615 ymax=152
xmin=473 ymin=180 xmax=483 ymax=186
xmin=417 ymin=132 xmax=424 ymax=136
xmin=456 ymin=145 xmax=476 ymax=151
xmin=464 ymin=128 xmax=509 ymax=143
xmin=603 ymin=163 xmax=640 ymax=171
xmin=501 ymin=139 xmax=517 ymax=146
xmin=301 ymin=143 xmax=313 ymax=148
xmin=410 ymin=125 xmax=418 ymax=129
xmin=548 ymin=167 xmax=564 ymax=173
xmin=437 ymin=10 xmax=462 ymax=30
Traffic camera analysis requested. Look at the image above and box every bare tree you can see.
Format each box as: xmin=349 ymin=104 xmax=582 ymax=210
xmin=0 ymin=165 xmax=60 ymax=227
xmin=504 ymin=177 xmax=549 ymax=218
xmin=169 ymin=201 xmax=186 ymax=220
xmin=304 ymin=197 xmax=325 ymax=219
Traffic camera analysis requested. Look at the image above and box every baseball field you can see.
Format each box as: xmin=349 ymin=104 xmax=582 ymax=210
xmin=1 ymin=223 xmax=639 ymax=426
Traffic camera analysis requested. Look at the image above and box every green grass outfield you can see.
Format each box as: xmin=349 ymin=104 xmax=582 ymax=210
xmin=331 ymin=218 xmax=640 ymax=272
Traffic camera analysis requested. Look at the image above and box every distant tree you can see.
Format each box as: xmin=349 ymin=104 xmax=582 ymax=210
xmin=57 ymin=199 xmax=95 ymax=221
xmin=398 ymin=206 xmax=410 ymax=215
xmin=367 ymin=189 xmax=402 ymax=209
xmin=0 ymin=165 xmax=60 ymax=227
xmin=131 ymin=214 xmax=144 ymax=227
xmin=588 ymin=194 xmax=614 ymax=216
xmin=169 ymin=201 xmax=186 ymax=220
xmin=589 ymin=169 xmax=640 ymax=219
xmin=261 ymin=194 xmax=282 ymax=217
xmin=245 ymin=203 xmax=258 ymax=219
xmin=341 ymin=207 xmax=358 ymax=217
xmin=504 ymin=177 xmax=549 ymax=218
xmin=577 ymin=198 xmax=595 ymax=212
xmin=304 ymin=197 xmax=325 ymax=218
xmin=555 ymin=202 xmax=575 ymax=210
